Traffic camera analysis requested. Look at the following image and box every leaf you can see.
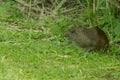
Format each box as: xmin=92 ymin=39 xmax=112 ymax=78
xmin=54 ymin=0 xmax=67 ymax=11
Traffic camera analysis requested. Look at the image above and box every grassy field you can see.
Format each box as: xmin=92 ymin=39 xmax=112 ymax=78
xmin=0 ymin=1 xmax=120 ymax=80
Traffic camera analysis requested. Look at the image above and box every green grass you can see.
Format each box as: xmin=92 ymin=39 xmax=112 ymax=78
xmin=0 ymin=23 xmax=120 ymax=80
xmin=0 ymin=1 xmax=120 ymax=80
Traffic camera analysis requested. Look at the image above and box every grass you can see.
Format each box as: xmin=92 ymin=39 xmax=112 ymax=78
xmin=0 ymin=1 xmax=120 ymax=80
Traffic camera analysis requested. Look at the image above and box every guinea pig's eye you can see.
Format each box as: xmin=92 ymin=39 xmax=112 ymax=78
xmin=70 ymin=29 xmax=75 ymax=33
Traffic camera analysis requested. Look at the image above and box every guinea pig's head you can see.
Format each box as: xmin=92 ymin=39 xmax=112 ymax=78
xmin=64 ymin=27 xmax=78 ymax=41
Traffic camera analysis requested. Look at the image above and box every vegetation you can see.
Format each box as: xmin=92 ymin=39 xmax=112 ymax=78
xmin=0 ymin=0 xmax=120 ymax=80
